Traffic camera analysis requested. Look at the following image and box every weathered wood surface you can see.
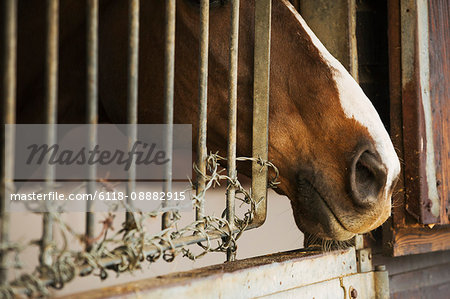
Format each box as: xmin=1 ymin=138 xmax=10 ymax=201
xmin=299 ymin=0 xmax=358 ymax=79
xmin=393 ymin=282 xmax=450 ymax=299
xmin=399 ymin=0 xmax=450 ymax=225
xmin=374 ymin=249 xmax=450 ymax=298
xmin=390 ymin=226 xmax=450 ymax=256
xmin=387 ymin=0 xmax=410 ymax=228
xmin=385 ymin=0 xmax=450 ymax=256
xmin=391 ymin=262 xmax=450 ymax=297
xmin=399 ymin=0 xmax=431 ymax=224
xmin=428 ymin=0 xmax=450 ymax=225
xmin=374 ymin=249 xmax=450 ymax=275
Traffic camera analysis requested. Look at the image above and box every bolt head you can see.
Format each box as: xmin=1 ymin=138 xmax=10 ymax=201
xmin=375 ymin=265 xmax=386 ymax=271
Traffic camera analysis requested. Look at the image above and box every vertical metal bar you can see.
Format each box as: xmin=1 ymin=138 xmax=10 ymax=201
xmin=348 ymin=0 xmax=359 ymax=82
xmin=40 ymin=0 xmax=59 ymax=266
xmin=196 ymin=0 xmax=209 ymax=221
xmin=0 ymin=0 xmax=17 ymax=285
xmin=126 ymin=0 xmax=139 ymax=225
xmin=86 ymin=0 xmax=98 ymax=248
xmin=250 ymin=0 xmax=271 ymax=229
xmin=374 ymin=265 xmax=390 ymax=299
xmin=162 ymin=0 xmax=176 ymax=229
xmin=226 ymin=0 xmax=240 ymax=261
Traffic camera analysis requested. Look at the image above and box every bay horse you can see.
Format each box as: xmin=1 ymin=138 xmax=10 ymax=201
xmin=14 ymin=0 xmax=400 ymax=241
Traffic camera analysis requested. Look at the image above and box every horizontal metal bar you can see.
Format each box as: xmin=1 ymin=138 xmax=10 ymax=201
xmin=0 ymin=0 xmax=17 ymax=285
xmin=249 ymin=0 xmax=272 ymax=230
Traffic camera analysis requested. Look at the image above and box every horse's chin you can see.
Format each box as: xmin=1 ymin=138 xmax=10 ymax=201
xmin=291 ymin=176 xmax=356 ymax=241
xmin=291 ymin=193 xmax=356 ymax=241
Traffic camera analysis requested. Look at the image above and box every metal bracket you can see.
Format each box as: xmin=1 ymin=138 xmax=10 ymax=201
xmin=356 ymin=248 xmax=372 ymax=273
xmin=354 ymin=235 xmax=373 ymax=273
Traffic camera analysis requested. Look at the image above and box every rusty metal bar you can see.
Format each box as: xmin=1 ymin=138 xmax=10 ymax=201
xmin=85 ymin=0 xmax=99 ymax=249
xmin=162 ymin=0 xmax=176 ymax=229
xmin=126 ymin=0 xmax=139 ymax=225
xmin=40 ymin=0 xmax=59 ymax=266
xmin=0 ymin=0 xmax=17 ymax=285
xmin=248 ymin=0 xmax=272 ymax=230
xmin=195 ymin=0 xmax=209 ymax=221
xmin=226 ymin=0 xmax=240 ymax=261
xmin=348 ymin=0 xmax=358 ymax=81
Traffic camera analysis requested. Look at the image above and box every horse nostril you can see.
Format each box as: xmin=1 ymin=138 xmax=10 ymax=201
xmin=350 ymin=150 xmax=387 ymax=207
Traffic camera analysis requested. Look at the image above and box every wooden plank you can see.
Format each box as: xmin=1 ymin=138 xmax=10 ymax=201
xmin=384 ymin=221 xmax=450 ymax=256
xmin=390 ymin=262 xmax=450 ymax=294
xmin=62 ymin=248 xmax=357 ymax=299
xmin=428 ymin=0 xmax=450 ymax=225
xmin=374 ymin=249 xmax=450 ymax=297
xmin=399 ymin=0 xmax=449 ymax=225
xmin=299 ymin=0 xmax=358 ymax=79
xmin=385 ymin=0 xmax=450 ymax=256
xmin=392 ymin=281 xmax=450 ymax=299
xmin=400 ymin=0 xmax=433 ymax=224
xmin=386 ymin=0 xmax=439 ymax=228
xmin=387 ymin=0 xmax=411 ymax=228
xmin=390 ymin=226 xmax=450 ymax=256
xmin=373 ymin=250 xmax=450 ymax=276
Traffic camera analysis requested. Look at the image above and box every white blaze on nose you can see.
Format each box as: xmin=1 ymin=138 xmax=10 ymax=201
xmin=285 ymin=1 xmax=401 ymax=198
xmin=333 ymin=71 xmax=401 ymax=198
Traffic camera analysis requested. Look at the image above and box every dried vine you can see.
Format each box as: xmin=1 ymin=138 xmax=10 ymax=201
xmin=0 ymin=153 xmax=279 ymax=298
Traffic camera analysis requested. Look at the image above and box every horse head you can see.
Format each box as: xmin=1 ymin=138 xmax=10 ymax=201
xmin=158 ymin=0 xmax=401 ymax=241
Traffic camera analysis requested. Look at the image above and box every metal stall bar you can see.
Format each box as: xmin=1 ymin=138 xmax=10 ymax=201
xmin=4 ymin=0 xmax=273 ymax=292
xmin=226 ymin=0 xmax=240 ymax=261
xmin=162 ymin=0 xmax=176 ymax=229
xmin=86 ymin=0 xmax=99 ymax=248
xmin=195 ymin=0 xmax=209 ymax=221
xmin=126 ymin=0 xmax=139 ymax=225
xmin=249 ymin=0 xmax=272 ymax=229
xmin=0 ymin=0 xmax=17 ymax=285
xmin=40 ymin=0 xmax=59 ymax=266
